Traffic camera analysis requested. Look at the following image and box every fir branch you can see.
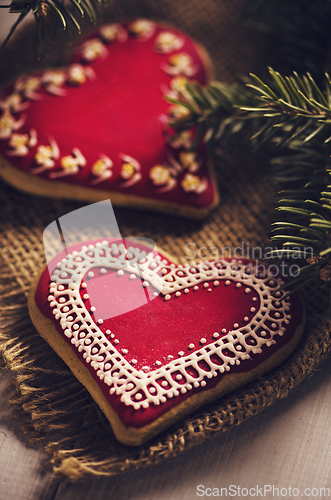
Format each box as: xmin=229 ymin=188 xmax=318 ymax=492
xmin=166 ymin=69 xmax=331 ymax=150
xmin=0 ymin=0 xmax=112 ymax=56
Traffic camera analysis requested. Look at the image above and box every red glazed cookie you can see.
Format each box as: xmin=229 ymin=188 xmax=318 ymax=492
xmin=28 ymin=238 xmax=305 ymax=445
xmin=0 ymin=20 xmax=218 ymax=218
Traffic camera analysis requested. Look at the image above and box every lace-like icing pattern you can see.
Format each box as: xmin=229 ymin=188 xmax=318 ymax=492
xmin=47 ymin=241 xmax=291 ymax=410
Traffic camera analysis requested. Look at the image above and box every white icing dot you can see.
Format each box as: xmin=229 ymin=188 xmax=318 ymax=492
xmin=236 ymin=345 xmax=242 ymax=350
xmin=58 ymin=285 xmax=65 ymax=291
xmin=59 ymin=297 xmax=66 ymax=303
xmin=225 ymin=280 xmax=231 ymax=286
xmin=193 ymin=381 xmax=199 ymax=388
xmin=127 ymin=383 xmax=134 ymax=390
xmin=213 ymin=332 xmax=219 ymax=339
xmin=149 ymin=387 xmax=156 ymax=394
xmin=244 ymin=316 xmax=249 ymax=322
xmin=236 ymin=283 xmax=242 ymax=288
xmin=181 ymin=387 xmax=187 ymax=394
xmin=63 ymin=306 xmax=69 ymax=312
xmin=176 ymin=374 xmax=182 ymax=381
xmin=88 ymin=271 xmax=94 ymax=278
xmin=175 ymin=291 xmax=181 ymax=297
xmin=161 ymin=380 xmax=168 ymax=387
xmin=250 ymin=307 xmax=256 ymax=313
xmin=160 ymin=396 xmax=167 ymax=403
xmin=110 ymin=333 xmax=115 ymax=339
xmin=252 ymin=297 xmax=258 ymax=302
xmin=122 ymin=349 xmax=128 ymax=355
xmin=92 ymin=347 xmax=98 ymax=354
xmin=60 ymin=272 xmax=67 ymax=278
xmin=83 ymin=294 xmax=89 ymax=300
xmin=274 ymin=312 xmax=281 ymax=318
xmin=114 ymin=339 xmax=119 ymax=344
xmin=233 ymin=323 xmax=239 ymax=329
xmin=221 ymin=328 xmax=227 ymax=334
xmin=203 ymin=282 xmax=209 ymax=288
xmin=155 ymin=360 xmax=162 ymax=366
xmin=188 ymin=343 xmax=195 ymax=349
xmin=194 ymin=286 xmax=199 ymax=291
xmin=90 ymin=306 xmax=96 ymax=312
xmin=142 ymin=281 xmax=149 ymax=287
xmin=201 ymin=381 xmax=207 ymax=387
xmin=131 ymin=359 xmax=137 ymax=364
xmin=130 ymin=274 xmax=136 ymax=280
xmin=184 ymin=288 xmax=189 ymax=294
xmin=100 ymin=268 xmax=107 ymax=274
xmin=106 ymin=329 xmax=111 ymax=334
xmin=50 ymin=301 xmax=56 ymax=307
xmin=153 ymin=292 xmax=158 ymax=297
xmin=81 ymin=282 xmax=87 ymax=289
xmin=165 ymin=294 xmax=171 ymax=301
xmin=271 ymin=323 xmax=277 ymax=329
xmin=73 ymin=324 xmax=79 ymax=330
xmin=200 ymin=338 xmax=206 ymax=344
xmin=66 ymin=316 xmax=73 ymax=322
xmin=167 ymin=355 xmax=174 ymax=360
xmin=177 ymin=271 xmax=184 ymax=276
xmin=261 ymin=331 xmax=267 ymax=337
xmin=85 ymin=339 xmax=91 ymax=345
xmin=208 ymin=288 xmax=212 ymax=292
xmin=104 ymin=363 xmax=111 ymax=370
xmin=214 ymin=281 xmax=219 ymax=287
xmin=178 ymin=351 xmax=185 ymax=357
xmin=245 ymin=288 xmax=251 ymax=294
xmin=161 ymin=268 xmax=168 ymax=275
xmin=135 ymin=393 xmax=142 ymax=400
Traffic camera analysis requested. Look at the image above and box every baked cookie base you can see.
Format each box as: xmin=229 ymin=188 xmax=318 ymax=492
xmin=28 ymin=266 xmax=305 ymax=446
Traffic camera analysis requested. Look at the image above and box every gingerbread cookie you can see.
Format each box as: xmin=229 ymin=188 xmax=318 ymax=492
xmin=28 ymin=238 xmax=305 ymax=445
xmin=0 ymin=20 xmax=218 ymax=218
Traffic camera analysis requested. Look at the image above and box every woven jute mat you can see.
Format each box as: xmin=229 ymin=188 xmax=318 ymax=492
xmin=0 ymin=0 xmax=330 ymax=480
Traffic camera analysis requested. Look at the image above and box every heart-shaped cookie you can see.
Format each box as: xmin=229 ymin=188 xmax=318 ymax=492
xmin=0 ymin=20 xmax=218 ymax=218
xmin=28 ymin=238 xmax=305 ymax=445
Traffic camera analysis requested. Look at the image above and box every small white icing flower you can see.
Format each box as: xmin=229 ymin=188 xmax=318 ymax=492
xmin=7 ymin=129 xmax=37 ymax=156
xmin=99 ymin=24 xmax=128 ymax=43
xmin=80 ymin=39 xmax=108 ymax=63
xmin=33 ymin=138 xmax=60 ymax=173
xmin=168 ymin=105 xmax=191 ymax=119
xmin=15 ymin=76 xmax=42 ymax=100
xmin=167 ymin=130 xmax=193 ymax=149
xmin=50 ymin=148 xmax=86 ymax=178
xmin=0 ymin=111 xmax=26 ymax=140
xmin=128 ymin=19 xmax=156 ymax=40
xmin=41 ymin=70 xmax=67 ymax=96
xmin=91 ymin=155 xmax=113 ymax=184
xmin=149 ymin=164 xmax=177 ymax=192
xmin=118 ymin=153 xmax=142 ymax=187
xmin=0 ymin=92 xmax=30 ymax=113
xmin=181 ymin=172 xmax=207 ymax=194
xmin=66 ymin=64 xmax=95 ymax=86
xmin=154 ymin=31 xmax=184 ymax=54
xmin=161 ymin=52 xmax=198 ymax=77
xmin=179 ymin=151 xmax=201 ymax=173
xmin=161 ymin=76 xmax=189 ymax=100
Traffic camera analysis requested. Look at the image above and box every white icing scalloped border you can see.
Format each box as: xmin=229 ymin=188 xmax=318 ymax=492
xmin=47 ymin=241 xmax=291 ymax=410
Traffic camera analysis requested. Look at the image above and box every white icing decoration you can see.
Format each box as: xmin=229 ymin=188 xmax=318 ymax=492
xmin=48 ymin=241 xmax=292 ymax=410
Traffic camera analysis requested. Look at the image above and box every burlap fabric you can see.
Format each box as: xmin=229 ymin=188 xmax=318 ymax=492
xmin=0 ymin=0 xmax=330 ymax=480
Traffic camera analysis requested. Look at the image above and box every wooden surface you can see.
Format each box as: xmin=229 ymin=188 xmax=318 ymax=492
xmin=0 ymin=10 xmax=331 ymax=500
xmin=1 ymin=357 xmax=331 ymax=500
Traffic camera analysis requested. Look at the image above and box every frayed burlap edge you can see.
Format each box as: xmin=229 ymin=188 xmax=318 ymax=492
xmin=0 ymin=255 xmax=330 ymax=480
